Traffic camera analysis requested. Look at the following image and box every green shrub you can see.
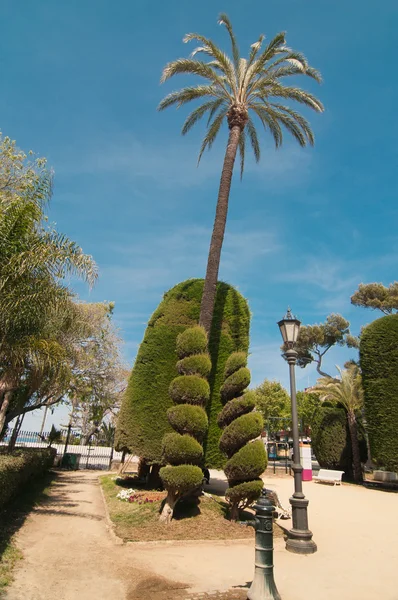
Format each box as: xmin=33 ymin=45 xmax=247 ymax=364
xmin=219 ymin=413 xmax=263 ymax=457
xmin=311 ymin=407 xmax=367 ymax=477
xmin=224 ymin=352 xmax=247 ymax=378
xmin=0 ymin=448 xmax=55 ymax=508
xmin=217 ymin=392 xmax=256 ymax=428
xmin=177 ymin=354 xmax=212 ymax=377
xmin=225 ymin=441 xmax=267 ymax=483
xmin=176 ymin=326 xmax=208 ymax=359
xmin=225 ymin=478 xmax=264 ymax=506
xmin=162 ymin=433 xmax=203 ymax=465
xmin=221 ymin=367 xmax=251 ymax=402
xmin=167 ymin=405 xmax=208 ymax=440
xmin=160 ymin=465 xmax=204 ymax=495
xmin=360 ymin=314 xmax=398 ymax=472
xmin=169 ymin=375 xmax=210 ymax=406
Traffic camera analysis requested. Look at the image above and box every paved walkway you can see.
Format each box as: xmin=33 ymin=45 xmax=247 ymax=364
xmin=6 ymin=469 xmax=398 ymax=600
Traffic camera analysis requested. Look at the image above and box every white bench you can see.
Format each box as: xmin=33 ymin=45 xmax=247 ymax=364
xmin=313 ymin=469 xmax=344 ymax=485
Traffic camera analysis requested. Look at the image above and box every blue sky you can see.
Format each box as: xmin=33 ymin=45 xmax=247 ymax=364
xmin=1 ymin=1 xmax=397 ymax=430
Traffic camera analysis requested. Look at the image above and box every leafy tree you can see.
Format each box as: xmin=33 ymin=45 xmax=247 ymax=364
xmin=351 ymin=282 xmax=398 ymax=315
xmin=252 ymin=380 xmax=290 ymax=435
xmin=296 ymin=391 xmax=321 ymax=434
xmin=0 ymin=133 xmax=97 ymax=433
xmin=294 ymin=314 xmax=358 ymax=377
xmin=159 ymin=14 xmax=323 ymax=334
xmin=311 ymin=365 xmax=364 ymax=482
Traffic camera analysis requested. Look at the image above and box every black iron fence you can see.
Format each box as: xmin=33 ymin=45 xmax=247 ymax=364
xmin=0 ymin=429 xmax=126 ymax=470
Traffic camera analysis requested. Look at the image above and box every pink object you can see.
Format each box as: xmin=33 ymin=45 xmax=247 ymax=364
xmin=300 ymin=444 xmax=313 ymax=481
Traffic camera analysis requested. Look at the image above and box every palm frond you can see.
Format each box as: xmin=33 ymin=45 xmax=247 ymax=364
xmin=270 ymin=104 xmax=315 ymax=145
xmin=160 ymin=59 xmax=230 ymax=97
xmin=246 ymin=118 xmax=260 ymax=162
xmin=183 ymin=32 xmax=236 ymax=91
xmin=267 ymin=85 xmax=324 ymax=112
xmin=197 ymin=108 xmax=228 ymax=164
xmin=250 ymin=104 xmax=283 ymax=147
xmin=218 ymin=13 xmax=240 ymax=70
xmin=158 ymin=86 xmax=221 ymax=111
xmin=181 ymin=99 xmax=224 ymax=135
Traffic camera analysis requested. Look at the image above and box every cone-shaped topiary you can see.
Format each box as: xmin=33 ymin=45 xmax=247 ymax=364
xmin=115 ymin=279 xmax=250 ymax=474
xmin=218 ymin=352 xmax=267 ymax=520
xmin=160 ymin=326 xmax=210 ymax=522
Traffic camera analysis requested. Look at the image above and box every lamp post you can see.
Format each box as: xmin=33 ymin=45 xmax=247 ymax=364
xmin=277 ymin=308 xmax=317 ymax=555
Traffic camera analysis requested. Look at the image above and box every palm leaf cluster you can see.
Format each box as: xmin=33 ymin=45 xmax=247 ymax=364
xmin=159 ymin=13 xmax=324 ymax=176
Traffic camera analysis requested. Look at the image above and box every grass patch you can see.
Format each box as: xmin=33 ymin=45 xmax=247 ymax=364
xmin=0 ymin=470 xmax=55 ymax=596
xmin=100 ymin=475 xmax=283 ymax=542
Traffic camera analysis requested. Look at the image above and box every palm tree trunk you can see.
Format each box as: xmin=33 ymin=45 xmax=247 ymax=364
xmin=199 ymin=125 xmax=241 ymax=334
xmin=347 ymin=410 xmax=363 ymax=483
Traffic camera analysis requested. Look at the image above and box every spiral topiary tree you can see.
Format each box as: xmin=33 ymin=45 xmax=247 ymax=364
xmin=218 ymin=352 xmax=267 ymax=520
xmin=160 ymin=326 xmax=211 ymax=522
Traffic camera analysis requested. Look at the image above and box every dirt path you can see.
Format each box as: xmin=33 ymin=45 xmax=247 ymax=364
xmin=6 ymin=471 xmax=188 ymax=600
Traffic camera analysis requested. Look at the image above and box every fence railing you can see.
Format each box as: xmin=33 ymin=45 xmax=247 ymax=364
xmin=0 ymin=429 xmax=129 ymax=470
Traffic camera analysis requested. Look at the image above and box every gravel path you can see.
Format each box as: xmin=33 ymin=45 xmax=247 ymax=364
xmin=6 ymin=469 xmax=398 ymax=600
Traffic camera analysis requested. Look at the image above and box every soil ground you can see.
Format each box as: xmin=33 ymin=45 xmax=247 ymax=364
xmin=6 ymin=469 xmax=398 ymax=600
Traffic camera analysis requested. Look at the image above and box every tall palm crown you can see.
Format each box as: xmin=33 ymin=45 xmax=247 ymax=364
xmin=159 ymin=14 xmax=324 ymax=334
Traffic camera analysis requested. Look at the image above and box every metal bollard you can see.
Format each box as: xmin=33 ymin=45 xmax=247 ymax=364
xmin=241 ymin=488 xmax=281 ymax=600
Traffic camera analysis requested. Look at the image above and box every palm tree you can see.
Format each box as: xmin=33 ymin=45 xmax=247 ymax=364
xmin=312 ymin=365 xmax=364 ymax=483
xmin=159 ymin=14 xmax=323 ymax=333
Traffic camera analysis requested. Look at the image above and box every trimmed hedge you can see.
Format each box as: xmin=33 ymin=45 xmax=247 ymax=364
xmin=115 ymin=279 xmax=250 ymax=468
xmin=176 ymin=326 xmax=208 ymax=358
xmin=0 ymin=448 xmax=55 ymax=508
xmin=221 ymin=368 xmax=252 ymax=403
xmin=225 ymin=478 xmax=264 ymax=505
xmin=218 ymin=350 xmax=266 ymax=517
xmin=360 ymin=314 xmax=398 ymax=472
xmin=167 ymin=405 xmax=208 ymax=440
xmin=159 ymin=465 xmax=204 ymax=495
xmin=219 ymin=412 xmax=263 ymax=458
xmin=177 ymin=354 xmax=212 ymax=378
xmin=217 ymin=392 xmax=256 ymax=428
xmin=224 ymin=440 xmax=267 ymax=483
xmin=160 ymin=326 xmax=210 ymax=506
xmin=169 ymin=375 xmax=210 ymax=406
xmin=311 ymin=407 xmax=367 ymax=478
xmin=224 ymin=352 xmax=247 ymax=378
xmin=162 ymin=432 xmax=204 ymax=465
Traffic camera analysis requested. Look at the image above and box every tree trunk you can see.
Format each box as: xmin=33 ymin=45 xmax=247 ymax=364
xmin=8 ymin=412 xmax=25 ymax=453
xmin=147 ymin=464 xmax=163 ymax=489
xmin=159 ymin=491 xmax=179 ymax=523
xmin=0 ymin=390 xmax=13 ymax=434
xmin=199 ymin=125 xmax=241 ymax=335
xmin=229 ymin=501 xmax=240 ymax=522
xmin=347 ymin=410 xmax=363 ymax=483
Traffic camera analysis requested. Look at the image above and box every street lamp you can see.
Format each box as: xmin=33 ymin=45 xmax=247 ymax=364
xmin=277 ymin=308 xmax=317 ymax=555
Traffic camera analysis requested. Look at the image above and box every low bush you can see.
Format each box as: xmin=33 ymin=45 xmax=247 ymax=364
xmin=162 ymin=433 xmax=204 ymax=466
xmin=217 ymin=392 xmax=256 ymax=428
xmin=225 ymin=478 xmax=264 ymax=507
xmin=167 ymin=405 xmax=208 ymax=440
xmin=177 ymin=354 xmax=212 ymax=378
xmin=176 ymin=326 xmax=208 ymax=359
xmin=159 ymin=465 xmax=204 ymax=495
xmin=221 ymin=367 xmax=251 ymax=402
xmin=224 ymin=352 xmax=247 ymax=378
xmin=169 ymin=375 xmax=210 ymax=406
xmin=219 ymin=412 xmax=263 ymax=457
xmin=0 ymin=448 xmax=55 ymax=508
xmin=224 ymin=441 xmax=267 ymax=483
